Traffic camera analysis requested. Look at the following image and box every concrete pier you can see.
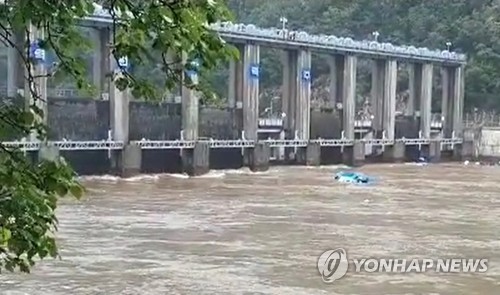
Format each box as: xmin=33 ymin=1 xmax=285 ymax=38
xmin=429 ymin=140 xmax=441 ymax=162
xmin=38 ymin=144 xmax=60 ymax=162
xmin=119 ymin=144 xmax=142 ymax=177
xmin=327 ymin=55 xmax=344 ymax=108
xmin=383 ymin=141 xmax=406 ymax=163
xmin=182 ymin=141 xmax=210 ymax=176
xmin=420 ymin=64 xmax=433 ymax=138
xmin=383 ymin=60 xmax=398 ymax=140
xmin=296 ymin=142 xmax=321 ymax=166
xmin=181 ymin=54 xmax=199 ymax=140
xmin=242 ymin=44 xmax=260 ymax=140
xmin=227 ymin=46 xmax=244 ymax=109
xmin=371 ymin=59 xmax=384 ymax=133
xmin=98 ymin=28 xmax=135 ymax=177
xmin=453 ymin=140 xmax=474 ymax=161
xmin=371 ymin=59 xmax=397 ymax=139
xmin=283 ymin=49 xmax=312 ymax=140
xmin=409 ymin=63 xmax=433 ymax=138
xmin=342 ymin=55 xmax=357 ymax=140
xmin=248 ymin=142 xmax=270 ymax=172
xmin=6 ymin=31 xmax=24 ymax=98
xmin=25 ymin=24 xmax=48 ymax=125
xmin=452 ymin=66 xmax=465 ymax=137
xmin=343 ymin=141 xmax=365 ymax=167
xmin=442 ymin=66 xmax=465 ymax=138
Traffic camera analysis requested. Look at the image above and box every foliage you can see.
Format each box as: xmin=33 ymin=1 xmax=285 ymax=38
xmin=219 ymin=0 xmax=500 ymax=110
xmin=0 ymin=0 xmax=233 ymax=273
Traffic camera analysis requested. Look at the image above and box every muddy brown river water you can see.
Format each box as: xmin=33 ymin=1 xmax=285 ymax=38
xmin=0 ymin=163 xmax=499 ymax=295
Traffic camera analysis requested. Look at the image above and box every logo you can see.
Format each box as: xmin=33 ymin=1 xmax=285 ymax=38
xmin=317 ymin=248 xmax=348 ymax=283
xmin=317 ymin=247 xmax=488 ymax=284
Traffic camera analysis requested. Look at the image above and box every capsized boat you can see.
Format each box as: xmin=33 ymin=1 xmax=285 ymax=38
xmin=334 ymin=171 xmax=370 ymax=184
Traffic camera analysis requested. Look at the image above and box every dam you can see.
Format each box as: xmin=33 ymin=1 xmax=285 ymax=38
xmin=0 ymin=3 xmax=471 ymax=176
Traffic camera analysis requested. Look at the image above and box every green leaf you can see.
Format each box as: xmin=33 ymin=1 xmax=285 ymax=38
xmin=69 ymin=184 xmax=84 ymax=199
xmin=0 ymin=228 xmax=12 ymax=246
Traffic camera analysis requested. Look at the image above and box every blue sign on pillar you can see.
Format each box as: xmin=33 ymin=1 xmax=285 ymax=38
xmin=117 ymin=56 xmax=129 ymax=70
xmin=29 ymin=39 xmax=46 ymax=63
xmin=185 ymin=58 xmax=200 ymax=85
xmin=250 ymin=64 xmax=260 ymax=80
xmin=302 ymin=69 xmax=311 ymax=82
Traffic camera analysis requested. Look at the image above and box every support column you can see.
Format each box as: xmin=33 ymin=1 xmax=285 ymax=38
xmin=7 ymin=31 xmax=23 ymax=98
xmin=452 ymin=66 xmax=465 ymax=137
xmin=228 ymin=59 xmax=237 ymax=108
xmin=328 ymin=55 xmax=344 ymax=109
xmin=119 ymin=143 xmax=142 ymax=177
xmin=228 ymin=45 xmax=244 ymax=138
xmin=371 ymin=59 xmax=385 ymax=133
xmin=182 ymin=141 xmax=210 ymax=176
xmin=406 ymin=64 xmax=417 ymax=117
xmin=283 ymin=50 xmax=297 ymax=139
xmin=410 ymin=63 xmax=436 ymax=140
xmin=382 ymin=59 xmax=397 ymax=140
xmin=343 ymin=141 xmax=365 ymax=167
xmin=242 ymin=44 xmax=260 ymax=141
xmin=441 ymin=67 xmax=455 ymax=138
xmin=101 ymin=28 xmax=136 ymax=177
xmin=453 ymin=140 xmax=474 ymax=161
xmin=420 ymin=63 xmax=433 ymax=138
xmin=248 ymin=142 xmax=270 ymax=172
xmin=295 ymin=50 xmax=312 ymax=140
xmin=441 ymin=66 xmax=464 ymax=138
xmin=283 ymin=49 xmax=312 ymax=140
xmin=429 ymin=140 xmax=441 ymax=162
xmin=343 ymin=55 xmax=357 ymax=140
xmin=90 ymin=28 xmax=103 ymax=98
xmin=383 ymin=141 xmax=406 ymax=163
xmin=297 ymin=142 xmax=321 ymax=166
xmin=104 ymin=30 xmax=130 ymax=144
xmin=38 ymin=144 xmax=60 ymax=162
xmin=25 ymin=24 xmax=48 ymax=131
xmin=181 ymin=54 xmax=199 ymax=141
xmin=228 ymin=45 xmax=244 ymax=109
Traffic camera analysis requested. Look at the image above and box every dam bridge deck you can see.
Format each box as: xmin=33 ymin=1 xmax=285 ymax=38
xmin=1 ymin=138 xmax=463 ymax=151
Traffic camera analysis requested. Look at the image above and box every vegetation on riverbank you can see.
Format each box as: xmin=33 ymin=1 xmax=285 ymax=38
xmin=0 ymin=0 xmax=231 ymax=273
xmin=201 ymin=0 xmax=500 ymax=111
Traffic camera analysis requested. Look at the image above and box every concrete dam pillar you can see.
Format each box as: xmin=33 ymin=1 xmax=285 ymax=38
xmin=441 ymin=66 xmax=465 ymax=138
xmin=228 ymin=44 xmax=259 ymax=140
xmin=6 ymin=30 xmax=24 ymax=98
xmin=23 ymin=24 xmax=48 ymax=128
xmin=408 ymin=63 xmax=433 ymax=138
xmin=96 ymin=27 xmax=138 ymax=177
xmin=282 ymin=49 xmax=312 ymax=140
xmin=371 ymin=59 xmax=397 ymax=140
xmin=327 ymin=54 xmax=356 ymax=140
xmin=242 ymin=44 xmax=260 ymax=141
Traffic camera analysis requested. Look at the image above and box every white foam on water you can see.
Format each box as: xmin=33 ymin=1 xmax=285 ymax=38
xmin=78 ymin=174 xmax=120 ymax=182
xmin=122 ymin=174 xmax=160 ymax=182
xmin=164 ymin=173 xmax=189 ymax=179
xmin=192 ymin=170 xmax=226 ymax=178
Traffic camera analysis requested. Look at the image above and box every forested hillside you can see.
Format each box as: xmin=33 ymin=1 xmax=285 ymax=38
xmin=208 ymin=0 xmax=500 ymax=111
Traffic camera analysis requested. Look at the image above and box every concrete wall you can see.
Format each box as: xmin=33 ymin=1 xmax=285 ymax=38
xmin=310 ymin=109 xmax=341 ymax=139
xmin=199 ymin=107 xmax=235 ymax=139
xmin=48 ymin=98 xmax=109 ymax=140
xmin=478 ymin=127 xmax=500 ymax=158
xmin=395 ymin=116 xmax=419 ymax=139
xmin=129 ymin=102 xmax=181 ymax=140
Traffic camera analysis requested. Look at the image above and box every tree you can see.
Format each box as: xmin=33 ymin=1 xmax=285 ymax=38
xmin=0 ymin=0 xmax=234 ymax=273
xmin=219 ymin=0 xmax=500 ymax=111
